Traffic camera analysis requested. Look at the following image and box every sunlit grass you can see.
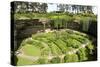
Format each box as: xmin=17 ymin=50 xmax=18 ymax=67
xmin=17 ymin=56 xmax=33 ymax=66
xmin=21 ymin=44 xmax=41 ymax=56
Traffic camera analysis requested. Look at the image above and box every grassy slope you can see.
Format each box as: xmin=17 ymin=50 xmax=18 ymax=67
xmin=17 ymin=56 xmax=33 ymax=66
xmin=21 ymin=44 xmax=41 ymax=56
xmin=17 ymin=30 xmax=94 ymax=65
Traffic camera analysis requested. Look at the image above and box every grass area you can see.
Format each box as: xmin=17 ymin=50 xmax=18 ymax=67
xmin=17 ymin=56 xmax=33 ymax=66
xmin=21 ymin=44 xmax=41 ymax=56
xmin=17 ymin=29 xmax=95 ymax=65
xmin=15 ymin=13 xmax=97 ymax=21
xmin=20 ymin=30 xmax=91 ymax=56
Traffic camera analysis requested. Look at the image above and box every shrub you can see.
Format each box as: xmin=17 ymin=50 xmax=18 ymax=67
xmin=50 ymin=57 xmax=61 ymax=63
xmin=77 ymin=48 xmax=88 ymax=61
xmin=37 ymin=58 xmax=46 ymax=64
xmin=64 ymin=54 xmax=79 ymax=62
xmin=87 ymin=43 xmax=94 ymax=50
xmin=66 ymin=39 xmax=81 ymax=48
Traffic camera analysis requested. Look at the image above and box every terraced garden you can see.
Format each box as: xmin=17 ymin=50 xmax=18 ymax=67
xmin=16 ymin=29 xmax=94 ymax=65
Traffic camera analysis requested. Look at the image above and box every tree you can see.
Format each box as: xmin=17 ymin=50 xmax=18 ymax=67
xmin=57 ymin=4 xmax=65 ymax=12
xmin=65 ymin=5 xmax=70 ymax=12
xmin=72 ymin=5 xmax=79 ymax=13
xmin=77 ymin=48 xmax=88 ymax=61
xmin=14 ymin=1 xmax=22 ymax=13
xmin=40 ymin=3 xmax=48 ymax=13
xmin=29 ymin=2 xmax=40 ymax=12
xmin=29 ymin=2 xmax=48 ymax=13
xmin=37 ymin=58 xmax=46 ymax=64
xmin=13 ymin=2 xmax=48 ymax=13
xmin=86 ymin=6 xmax=93 ymax=13
xmin=64 ymin=54 xmax=79 ymax=62
xmin=14 ymin=1 xmax=28 ymax=13
xmin=50 ymin=57 xmax=61 ymax=63
xmin=78 ymin=6 xmax=93 ymax=13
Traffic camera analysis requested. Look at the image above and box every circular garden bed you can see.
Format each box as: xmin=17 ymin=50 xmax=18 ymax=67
xmin=16 ymin=29 xmax=95 ymax=65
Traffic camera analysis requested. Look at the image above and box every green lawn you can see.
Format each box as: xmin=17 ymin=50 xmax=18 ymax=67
xmin=21 ymin=44 xmax=41 ymax=56
xmin=17 ymin=29 xmax=94 ymax=65
xmin=17 ymin=56 xmax=33 ymax=66
xmin=20 ymin=30 xmax=90 ymax=57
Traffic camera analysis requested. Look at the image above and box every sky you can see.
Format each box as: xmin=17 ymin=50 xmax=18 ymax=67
xmin=47 ymin=4 xmax=58 ymax=12
xmin=92 ymin=6 xmax=98 ymax=15
xmin=47 ymin=4 xmax=97 ymax=15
